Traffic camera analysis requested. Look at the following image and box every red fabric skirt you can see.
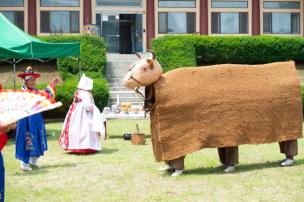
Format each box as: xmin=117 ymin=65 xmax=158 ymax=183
xmin=67 ymin=149 xmax=98 ymax=154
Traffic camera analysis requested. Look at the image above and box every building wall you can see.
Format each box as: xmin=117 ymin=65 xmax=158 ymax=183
xmin=1 ymin=0 xmax=303 ymax=50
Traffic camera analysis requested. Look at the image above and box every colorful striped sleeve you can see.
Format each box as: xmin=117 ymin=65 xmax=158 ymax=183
xmin=44 ymin=83 xmax=56 ymax=99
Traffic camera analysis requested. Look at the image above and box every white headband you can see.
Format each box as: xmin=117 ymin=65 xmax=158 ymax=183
xmin=24 ymin=76 xmax=35 ymax=81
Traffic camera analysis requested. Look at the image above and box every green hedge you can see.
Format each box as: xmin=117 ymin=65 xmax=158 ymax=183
xmin=38 ymin=76 xmax=109 ymax=118
xmin=39 ymin=35 xmax=107 ymax=79
xmin=152 ymin=35 xmax=197 ymax=72
xmin=152 ymin=35 xmax=304 ymax=71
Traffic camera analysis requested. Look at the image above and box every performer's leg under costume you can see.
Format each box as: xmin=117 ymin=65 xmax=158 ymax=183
xmin=166 ymin=156 xmax=185 ymax=170
xmin=218 ymin=146 xmax=239 ymax=166
xmin=279 ymin=139 xmax=298 ymax=158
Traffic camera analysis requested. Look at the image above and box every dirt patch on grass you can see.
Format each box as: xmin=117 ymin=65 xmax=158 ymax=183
xmin=0 ymin=60 xmax=62 ymax=87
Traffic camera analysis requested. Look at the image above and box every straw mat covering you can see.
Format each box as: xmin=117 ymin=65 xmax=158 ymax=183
xmin=150 ymin=61 xmax=303 ymax=161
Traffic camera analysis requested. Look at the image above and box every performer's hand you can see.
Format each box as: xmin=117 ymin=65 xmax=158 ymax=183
xmin=0 ymin=119 xmax=17 ymax=133
xmin=52 ymin=77 xmax=60 ymax=86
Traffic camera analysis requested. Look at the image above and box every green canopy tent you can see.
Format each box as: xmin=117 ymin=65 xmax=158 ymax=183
xmin=0 ymin=13 xmax=81 ymax=87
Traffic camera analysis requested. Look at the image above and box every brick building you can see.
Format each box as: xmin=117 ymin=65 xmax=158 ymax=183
xmin=0 ymin=0 xmax=302 ymax=53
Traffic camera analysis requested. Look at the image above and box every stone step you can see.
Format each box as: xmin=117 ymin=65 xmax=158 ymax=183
xmin=106 ymin=64 xmax=130 ymax=71
xmin=109 ymin=89 xmax=144 ymax=93
xmin=109 ymin=86 xmax=130 ymax=91
xmin=107 ymin=58 xmax=136 ymax=62
xmin=107 ymin=62 xmax=131 ymax=71
xmin=106 ymin=68 xmax=129 ymax=73
xmin=107 ymin=82 xmax=125 ymax=88
xmin=107 ymin=61 xmax=134 ymax=66
xmin=106 ymin=72 xmax=129 ymax=78
xmin=105 ymin=67 xmax=129 ymax=74
xmin=109 ymin=86 xmax=145 ymax=91
xmin=109 ymin=97 xmax=143 ymax=103
xmin=108 ymin=101 xmax=144 ymax=106
xmin=106 ymin=78 xmax=122 ymax=83
xmin=109 ymin=91 xmax=144 ymax=98
xmin=107 ymin=54 xmax=139 ymax=62
xmin=105 ymin=54 xmax=143 ymax=107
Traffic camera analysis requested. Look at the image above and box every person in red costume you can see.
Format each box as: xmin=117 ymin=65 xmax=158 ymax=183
xmin=0 ymin=83 xmax=17 ymax=202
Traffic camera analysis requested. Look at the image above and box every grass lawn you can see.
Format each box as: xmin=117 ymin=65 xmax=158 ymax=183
xmin=3 ymin=119 xmax=304 ymax=202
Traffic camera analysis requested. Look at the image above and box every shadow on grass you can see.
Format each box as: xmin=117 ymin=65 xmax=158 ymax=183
xmin=185 ymin=158 xmax=304 ymax=176
xmin=13 ymin=169 xmax=49 ymax=176
xmin=100 ymin=148 xmax=119 ymax=154
xmin=42 ymin=162 xmax=79 ymax=169
xmin=109 ymin=135 xmax=152 ymax=139
xmin=13 ymin=163 xmax=78 ymax=176
xmin=44 ymin=132 xmax=153 ymax=141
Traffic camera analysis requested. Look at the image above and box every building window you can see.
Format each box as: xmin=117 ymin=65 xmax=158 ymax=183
xmin=211 ymin=0 xmax=247 ymax=8
xmin=210 ymin=0 xmax=249 ymax=34
xmin=263 ymin=1 xmax=300 ymax=9
xmin=96 ymin=0 xmax=142 ymax=7
xmin=211 ymin=12 xmax=248 ymax=34
xmin=158 ymin=12 xmax=195 ymax=34
xmin=40 ymin=11 xmax=80 ymax=33
xmin=263 ymin=12 xmax=299 ymax=34
xmin=40 ymin=0 xmax=80 ymax=7
xmin=1 ymin=11 xmax=24 ymax=30
xmin=158 ymin=0 xmax=196 ymax=8
xmin=0 ymin=0 xmax=23 ymax=7
xmin=262 ymin=0 xmax=301 ymax=34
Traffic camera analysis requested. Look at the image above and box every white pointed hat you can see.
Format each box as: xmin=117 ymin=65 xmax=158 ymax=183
xmin=78 ymin=73 xmax=93 ymax=90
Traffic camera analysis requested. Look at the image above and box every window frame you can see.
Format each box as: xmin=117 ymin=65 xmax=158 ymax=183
xmin=155 ymin=0 xmax=200 ymax=36
xmin=211 ymin=12 xmax=249 ymax=34
xmin=37 ymin=0 xmax=83 ymax=35
xmin=0 ymin=0 xmax=27 ymax=32
xmin=40 ymin=10 xmax=80 ymax=33
xmin=40 ymin=0 xmax=80 ymax=7
xmin=211 ymin=0 xmax=248 ymax=8
xmin=263 ymin=1 xmax=300 ymax=9
xmin=158 ymin=0 xmax=196 ymax=8
xmin=1 ymin=11 xmax=24 ymax=30
xmin=0 ymin=0 xmax=24 ymax=7
xmin=208 ymin=0 xmax=251 ymax=35
xmin=158 ymin=12 xmax=196 ymax=34
xmin=95 ymin=0 xmax=143 ymax=8
xmin=260 ymin=0 xmax=302 ymax=36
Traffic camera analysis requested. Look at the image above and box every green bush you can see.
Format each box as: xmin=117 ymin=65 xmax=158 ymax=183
xmin=38 ymin=35 xmax=107 ymax=79
xmin=152 ymin=35 xmax=304 ymax=70
xmin=195 ymin=36 xmax=304 ymax=65
xmin=152 ymin=35 xmax=197 ymax=72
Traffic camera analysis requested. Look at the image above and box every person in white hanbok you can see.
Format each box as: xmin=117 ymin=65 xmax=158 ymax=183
xmin=59 ymin=74 xmax=105 ymax=154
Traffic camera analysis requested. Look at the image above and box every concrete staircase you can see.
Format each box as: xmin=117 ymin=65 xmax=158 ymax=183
xmin=106 ymin=54 xmax=144 ymax=106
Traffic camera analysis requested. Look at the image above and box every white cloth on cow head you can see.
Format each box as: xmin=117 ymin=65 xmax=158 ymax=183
xmin=78 ymin=73 xmax=93 ymax=91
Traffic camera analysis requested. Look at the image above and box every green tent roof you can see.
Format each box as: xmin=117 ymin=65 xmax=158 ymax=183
xmin=0 ymin=13 xmax=80 ymax=59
